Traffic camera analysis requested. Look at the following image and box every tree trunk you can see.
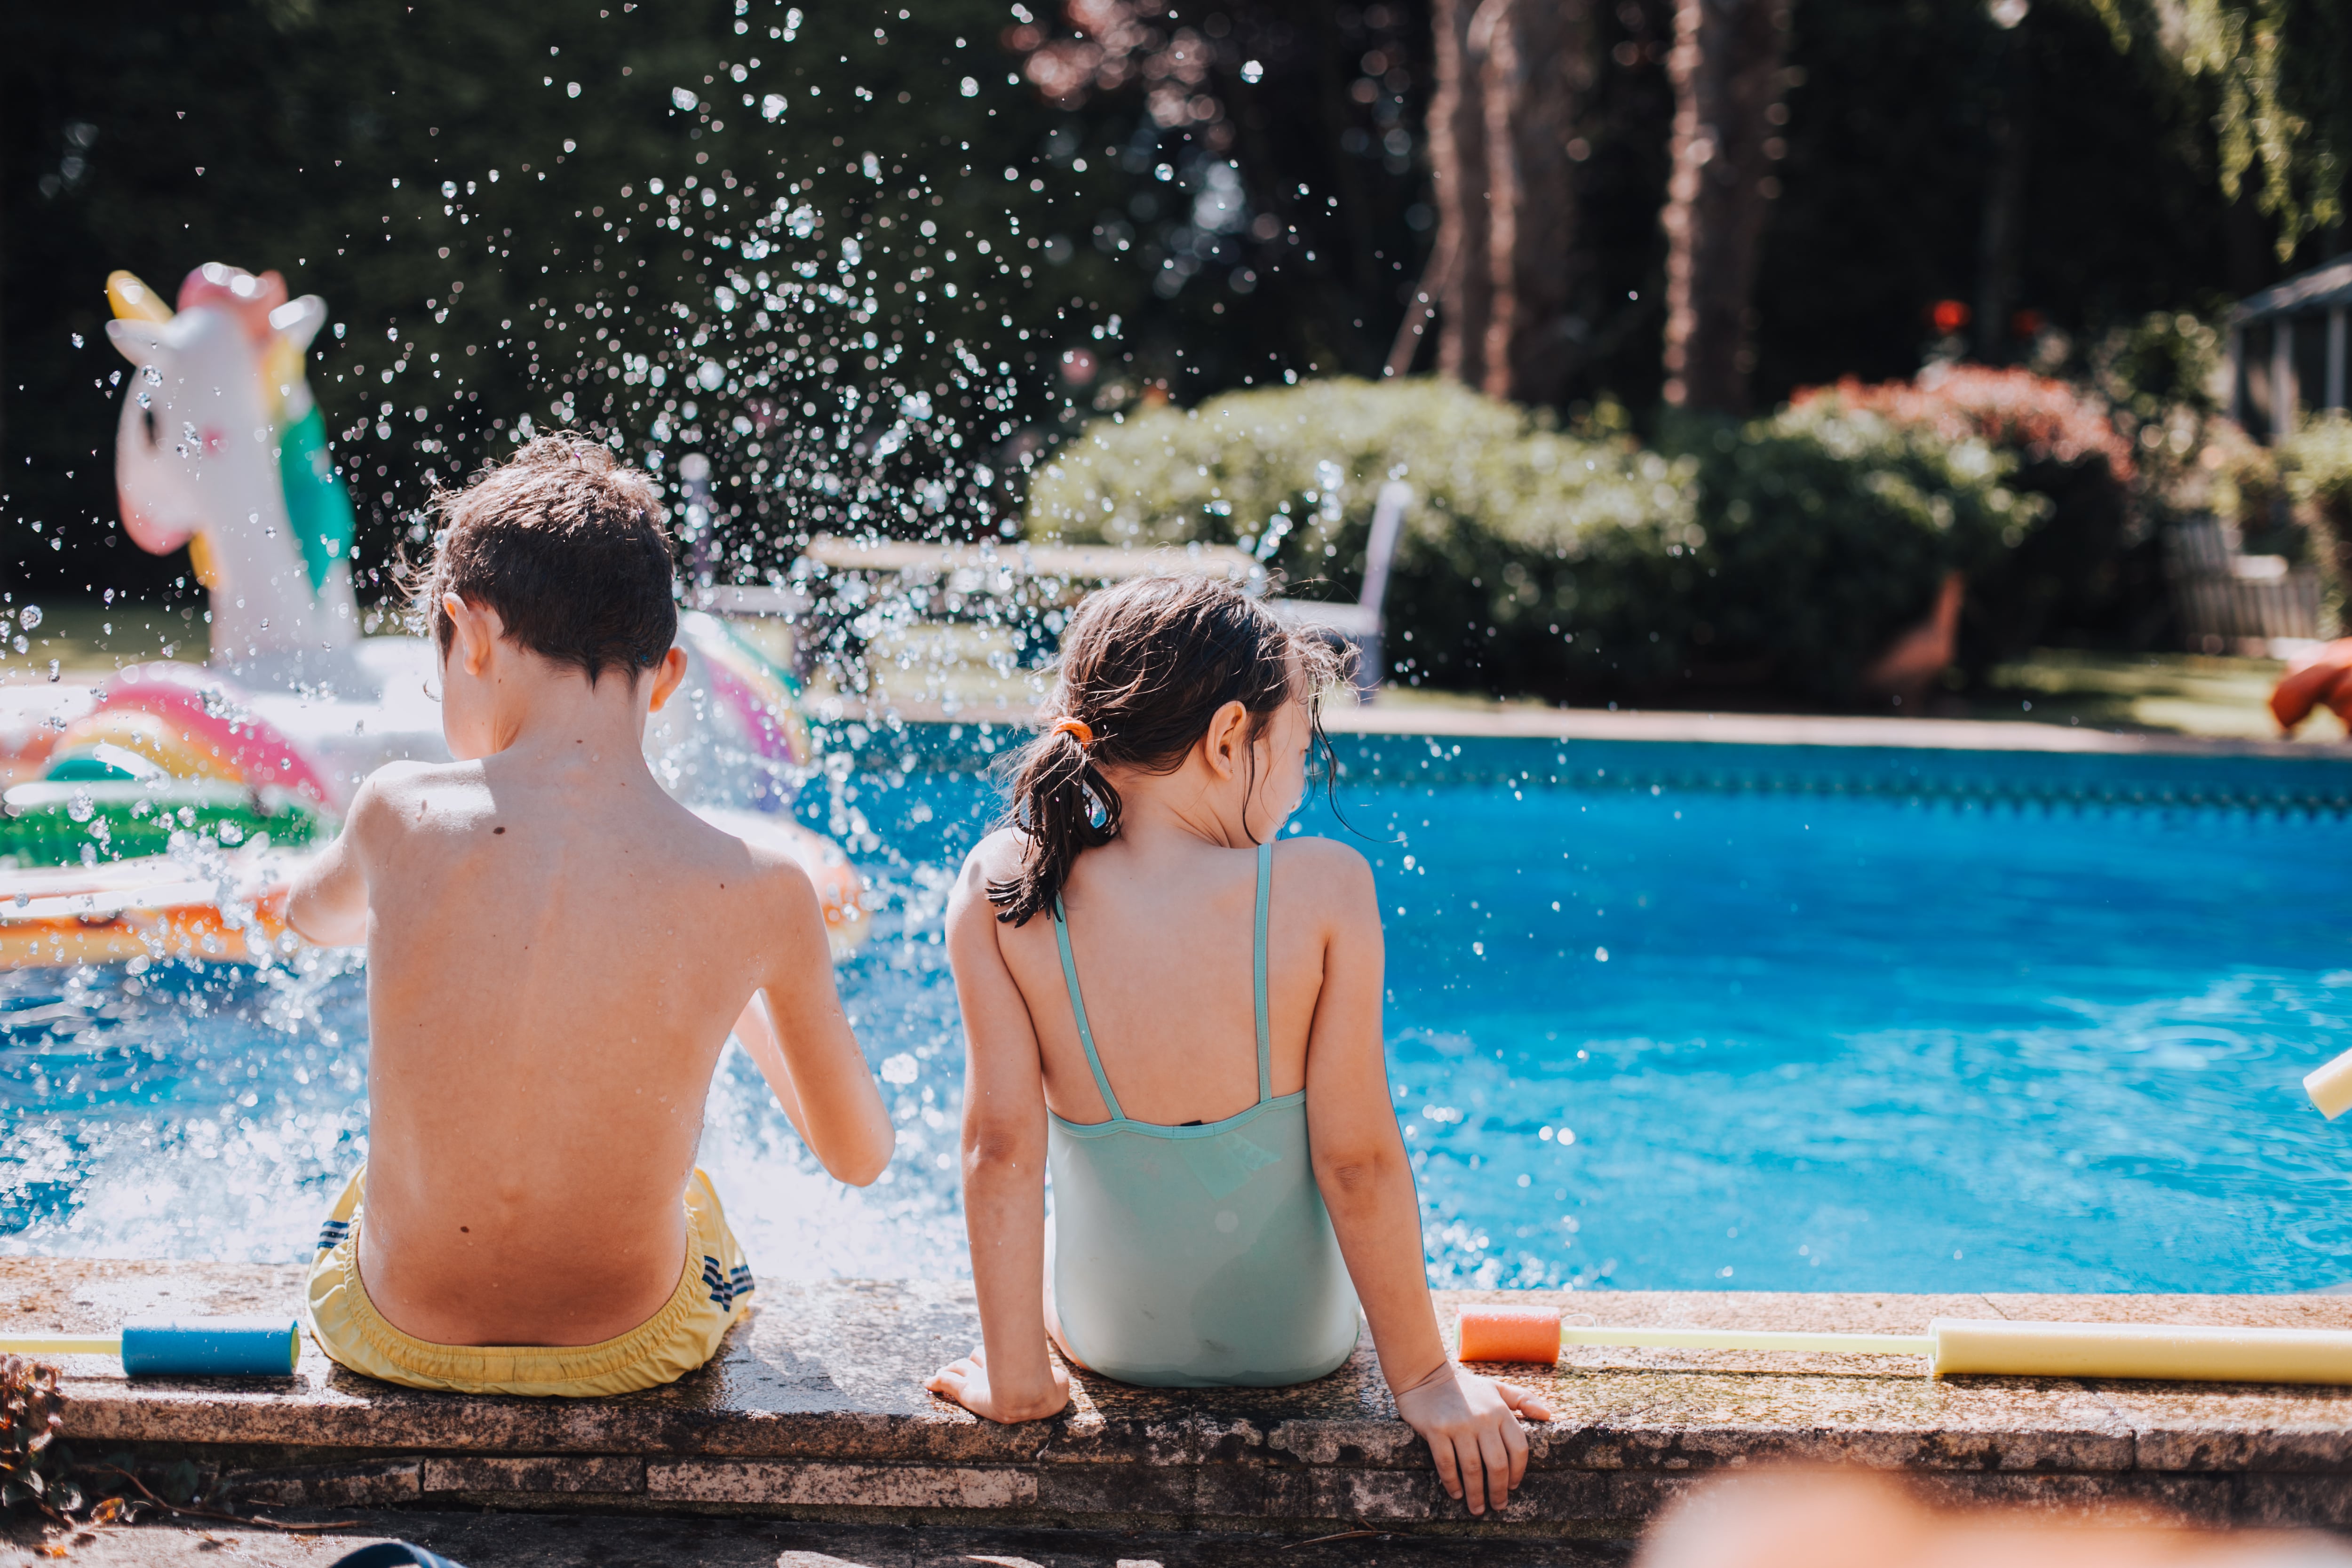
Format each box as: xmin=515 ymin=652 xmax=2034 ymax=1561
xmin=1973 ymin=13 xmax=2030 ymax=363
xmin=1418 ymin=0 xmax=1595 ymax=403
xmin=1661 ymin=0 xmax=1792 ymax=414
xmin=1427 ymin=0 xmax=1494 ymax=390
xmin=1479 ymin=0 xmax=1591 ymax=405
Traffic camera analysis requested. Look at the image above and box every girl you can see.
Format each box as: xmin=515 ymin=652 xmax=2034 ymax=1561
xmin=927 ymin=575 xmax=1551 ymax=1516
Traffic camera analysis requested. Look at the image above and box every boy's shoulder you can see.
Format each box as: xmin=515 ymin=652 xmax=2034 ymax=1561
xmin=345 ymin=758 xmax=485 ymax=836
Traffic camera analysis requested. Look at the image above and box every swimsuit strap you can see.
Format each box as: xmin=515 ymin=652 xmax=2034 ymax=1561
xmin=1052 ymin=893 xmax=1126 ymax=1122
xmin=1254 ymin=839 xmax=1272 ymax=1105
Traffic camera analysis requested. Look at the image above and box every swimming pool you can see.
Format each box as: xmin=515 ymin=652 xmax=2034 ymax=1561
xmin=5 ymin=731 xmax=2351 ymax=1294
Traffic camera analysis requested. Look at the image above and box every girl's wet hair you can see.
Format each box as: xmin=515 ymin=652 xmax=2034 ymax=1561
xmin=988 ymin=574 xmax=1351 ymax=926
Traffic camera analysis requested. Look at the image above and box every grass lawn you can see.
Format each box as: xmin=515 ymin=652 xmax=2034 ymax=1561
xmin=1972 ymin=649 xmax=2325 ymax=741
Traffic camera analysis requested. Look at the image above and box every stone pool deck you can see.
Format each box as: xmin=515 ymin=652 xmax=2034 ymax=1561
xmin=5 ymin=1261 xmax=2348 ymax=1542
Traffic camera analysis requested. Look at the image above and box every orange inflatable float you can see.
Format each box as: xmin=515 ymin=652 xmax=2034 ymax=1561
xmin=0 ymin=851 xmax=300 ymax=969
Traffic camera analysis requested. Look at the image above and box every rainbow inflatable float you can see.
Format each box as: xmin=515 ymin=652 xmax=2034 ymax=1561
xmin=0 ymin=264 xmax=862 ymax=968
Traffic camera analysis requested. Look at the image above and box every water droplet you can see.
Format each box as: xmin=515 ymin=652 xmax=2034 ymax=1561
xmin=19 ymin=605 xmax=41 ymax=630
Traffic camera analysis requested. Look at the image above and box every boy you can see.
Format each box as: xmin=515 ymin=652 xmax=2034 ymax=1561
xmin=287 ymin=435 xmax=893 ymax=1396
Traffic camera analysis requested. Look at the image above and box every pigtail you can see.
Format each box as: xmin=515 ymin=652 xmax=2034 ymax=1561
xmin=987 ymin=720 xmax=1124 ymax=925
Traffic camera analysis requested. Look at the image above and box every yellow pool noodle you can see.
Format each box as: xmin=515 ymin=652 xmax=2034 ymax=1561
xmin=2305 ymin=1045 xmax=2352 ymax=1121
xmin=1 ymin=1335 xmax=121 ymax=1357
xmin=1927 ymin=1319 xmax=2352 ymax=1383
xmin=1554 ymin=1319 xmax=2352 ymax=1384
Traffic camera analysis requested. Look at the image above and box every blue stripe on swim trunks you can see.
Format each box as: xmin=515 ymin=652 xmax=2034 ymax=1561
xmin=316 ymin=1218 xmax=352 ymax=1252
xmin=700 ymin=1257 xmax=755 ymax=1309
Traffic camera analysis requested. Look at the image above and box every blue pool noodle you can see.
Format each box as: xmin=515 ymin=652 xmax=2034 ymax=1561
xmin=119 ymin=1317 xmax=301 ymax=1377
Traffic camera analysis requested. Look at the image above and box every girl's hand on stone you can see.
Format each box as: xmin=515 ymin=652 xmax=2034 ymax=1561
xmin=926 ymin=1345 xmax=1070 ymax=1424
xmin=1391 ymin=1361 xmax=1551 ymax=1515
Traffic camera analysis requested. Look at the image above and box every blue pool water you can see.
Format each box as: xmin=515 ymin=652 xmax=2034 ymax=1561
xmin=5 ymin=732 xmax=2351 ymax=1293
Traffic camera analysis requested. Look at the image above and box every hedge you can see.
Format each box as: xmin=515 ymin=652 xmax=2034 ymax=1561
xmin=1024 ymin=377 xmax=2042 ymax=700
xmin=2279 ymin=412 xmax=2352 ymax=629
xmin=1802 ymin=366 xmax=2136 ymax=663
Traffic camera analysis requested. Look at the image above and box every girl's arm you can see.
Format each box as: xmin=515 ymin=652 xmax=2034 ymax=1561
xmin=925 ymin=844 xmax=1070 ymax=1424
xmin=1300 ymin=841 xmax=1551 ymax=1517
xmin=742 ymin=857 xmax=895 ymax=1187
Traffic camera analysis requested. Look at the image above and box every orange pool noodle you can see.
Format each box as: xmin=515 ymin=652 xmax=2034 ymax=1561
xmin=1455 ymin=1305 xmax=1562 ymax=1364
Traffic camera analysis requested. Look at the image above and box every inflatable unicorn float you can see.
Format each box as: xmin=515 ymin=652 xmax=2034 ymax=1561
xmin=0 ymin=263 xmax=861 ymax=968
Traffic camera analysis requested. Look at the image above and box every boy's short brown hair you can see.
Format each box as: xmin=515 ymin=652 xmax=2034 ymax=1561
xmin=416 ymin=434 xmax=677 ymax=684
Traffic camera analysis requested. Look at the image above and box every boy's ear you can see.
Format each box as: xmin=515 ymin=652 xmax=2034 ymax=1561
xmin=647 ymin=645 xmax=691 ymax=713
xmin=442 ymin=594 xmax=503 ymax=676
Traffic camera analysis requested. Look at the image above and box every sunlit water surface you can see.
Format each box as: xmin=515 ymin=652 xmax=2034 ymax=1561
xmin=6 ymin=737 xmax=2351 ymax=1293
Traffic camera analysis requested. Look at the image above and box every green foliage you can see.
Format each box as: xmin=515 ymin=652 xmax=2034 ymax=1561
xmin=1680 ymin=398 xmax=2046 ymax=696
xmin=1 ymin=0 xmax=1446 ymax=603
xmin=1026 ymin=377 xmax=2038 ymax=699
xmin=0 ymin=0 xmax=1138 ymax=599
xmin=2279 ymin=412 xmax=2352 ymax=623
xmin=1025 ymin=376 xmax=1699 ymax=691
xmin=2084 ymin=0 xmax=2352 ymax=255
xmin=1803 ymin=363 xmax=2147 ymax=660
xmin=1755 ymin=0 xmax=2244 ymax=405
xmin=2091 ymin=310 xmax=2226 ymax=430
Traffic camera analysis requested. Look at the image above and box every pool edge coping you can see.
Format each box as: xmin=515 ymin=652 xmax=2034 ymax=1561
xmin=8 ymin=1266 xmax=2348 ymax=1536
xmin=803 ymin=697 xmax=2347 ymax=761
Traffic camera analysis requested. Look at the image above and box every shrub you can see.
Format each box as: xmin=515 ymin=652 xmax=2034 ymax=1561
xmin=1023 ymin=377 xmax=1703 ymax=692
xmin=1679 ymin=396 xmax=2044 ymax=697
xmin=1797 ymin=366 xmax=2137 ymax=661
xmin=1027 ymin=377 xmax=2040 ymax=701
xmin=1801 ymin=365 xmax=2136 ymax=482
xmin=2091 ymin=310 xmax=2225 ymax=463
xmin=2279 ymin=412 xmax=2352 ymax=628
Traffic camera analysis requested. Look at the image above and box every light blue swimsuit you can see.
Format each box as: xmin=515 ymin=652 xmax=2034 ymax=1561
xmin=1046 ymin=841 xmax=1362 ymax=1387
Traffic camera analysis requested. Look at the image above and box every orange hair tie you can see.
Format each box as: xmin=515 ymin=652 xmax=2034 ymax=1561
xmin=1051 ymin=718 xmax=1095 ymax=748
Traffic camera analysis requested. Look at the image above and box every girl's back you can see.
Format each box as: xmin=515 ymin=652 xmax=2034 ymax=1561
xmin=985 ymin=828 xmax=1361 ymax=1385
xmin=932 ymin=574 xmax=1548 ymax=1517
xmin=1009 ymin=832 xmax=1313 ymax=1125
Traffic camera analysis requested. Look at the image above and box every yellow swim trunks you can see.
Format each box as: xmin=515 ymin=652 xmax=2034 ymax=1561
xmin=305 ymin=1166 xmax=753 ymax=1397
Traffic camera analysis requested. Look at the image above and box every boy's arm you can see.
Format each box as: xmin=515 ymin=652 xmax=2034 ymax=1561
xmin=284 ymin=780 xmax=381 ymax=947
xmin=737 ymin=857 xmax=894 ymax=1186
xmin=1299 ymin=841 xmax=1549 ymax=1517
xmin=925 ymin=844 xmax=1067 ymax=1424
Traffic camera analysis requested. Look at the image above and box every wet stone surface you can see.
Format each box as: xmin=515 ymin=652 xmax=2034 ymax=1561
xmin=0 ymin=1511 xmax=1637 ymax=1568
xmin=5 ymin=1261 xmax=2348 ymax=1534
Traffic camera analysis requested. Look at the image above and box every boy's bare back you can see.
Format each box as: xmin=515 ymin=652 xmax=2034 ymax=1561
xmin=340 ymin=746 xmax=823 ymax=1347
xmin=286 ymin=436 xmax=891 ymax=1361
